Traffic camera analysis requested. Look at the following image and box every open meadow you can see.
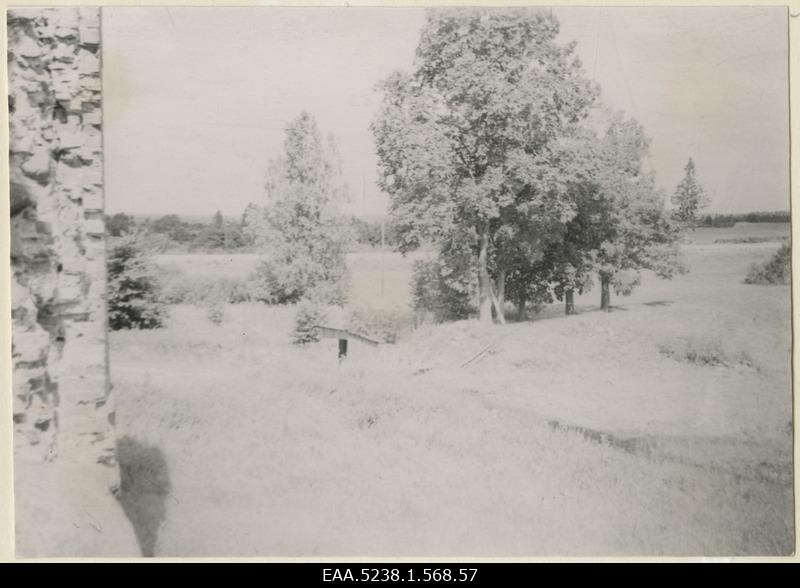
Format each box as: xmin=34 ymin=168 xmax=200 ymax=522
xmin=110 ymin=225 xmax=793 ymax=556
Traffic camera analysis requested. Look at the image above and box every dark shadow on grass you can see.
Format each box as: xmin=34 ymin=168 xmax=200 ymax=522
xmin=115 ymin=436 xmax=171 ymax=557
xmin=508 ymin=298 xmax=671 ymax=324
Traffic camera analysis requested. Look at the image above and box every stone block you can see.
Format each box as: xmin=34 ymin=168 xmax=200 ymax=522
xmin=84 ymin=217 xmax=105 ymax=236
xmin=55 ymin=272 xmax=86 ymax=304
xmin=12 ymin=329 xmax=50 ymax=364
xmin=82 ymin=189 xmax=103 ymax=211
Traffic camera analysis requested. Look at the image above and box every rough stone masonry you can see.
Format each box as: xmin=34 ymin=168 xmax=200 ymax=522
xmin=8 ymin=7 xmax=138 ymax=556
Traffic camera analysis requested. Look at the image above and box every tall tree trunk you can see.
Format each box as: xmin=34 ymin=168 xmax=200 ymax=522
xmin=494 ymin=268 xmax=506 ymax=324
xmin=478 ymin=226 xmax=492 ymax=323
xmin=600 ymin=275 xmax=611 ymax=312
xmin=565 ymin=289 xmax=575 ymax=315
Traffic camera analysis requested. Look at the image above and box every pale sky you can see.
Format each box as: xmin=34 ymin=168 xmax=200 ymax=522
xmin=102 ymin=6 xmax=790 ymax=218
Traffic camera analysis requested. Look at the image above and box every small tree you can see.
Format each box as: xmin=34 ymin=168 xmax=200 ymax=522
xmin=107 ymin=233 xmax=166 ymax=330
xmin=241 ymin=202 xmax=263 ymax=247
xmin=671 ymin=158 xmax=710 ymax=229
xmin=249 ymin=112 xmax=352 ymax=305
xmin=590 ymin=114 xmax=686 ymax=311
xmin=106 ymin=212 xmax=136 ymax=237
xmin=212 ymin=210 xmax=224 ymax=229
xmin=293 ymin=300 xmax=327 ymax=345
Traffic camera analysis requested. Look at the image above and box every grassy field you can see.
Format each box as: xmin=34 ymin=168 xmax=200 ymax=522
xmin=112 ymin=225 xmax=794 ymax=556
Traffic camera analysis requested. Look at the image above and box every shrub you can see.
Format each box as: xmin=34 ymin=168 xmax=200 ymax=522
xmin=108 ymin=234 xmax=166 ymax=330
xmin=293 ymin=301 xmax=327 ymax=345
xmin=744 ymin=244 xmax=791 ymax=285
xmin=248 ymin=256 xmax=349 ymax=306
xmin=248 ymin=258 xmax=303 ymax=304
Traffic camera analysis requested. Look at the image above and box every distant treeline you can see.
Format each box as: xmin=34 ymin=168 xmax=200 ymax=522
xmin=699 ymin=211 xmax=790 ymax=227
xmin=105 ymin=211 xmax=400 ymax=253
xmin=107 ymin=210 xmax=789 ymax=252
xmin=106 ymin=211 xmax=246 ymax=252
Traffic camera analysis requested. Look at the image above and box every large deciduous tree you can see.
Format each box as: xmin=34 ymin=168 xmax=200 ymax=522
xmin=372 ymin=8 xmax=599 ymax=323
xmin=245 ymin=111 xmax=351 ymax=304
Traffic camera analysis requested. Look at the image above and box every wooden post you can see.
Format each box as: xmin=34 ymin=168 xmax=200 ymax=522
xmin=338 ymin=339 xmax=348 ymax=360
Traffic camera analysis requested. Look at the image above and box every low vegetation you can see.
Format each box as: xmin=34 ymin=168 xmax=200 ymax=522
xmin=205 ymin=302 xmax=225 ymax=326
xmin=657 ymin=337 xmax=755 ymax=369
xmin=293 ymin=301 xmax=327 ymax=345
xmin=411 ymin=255 xmax=477 ymax=323
xmin=743 ymin=244 xmax=791 ymax=285
xmin=158 ymin=271 xmax=252 ymax=305
xmin=111 ymin=235 xmax=794 ymax=555
xmin=349 ymin=307 xmax=414 ymax=344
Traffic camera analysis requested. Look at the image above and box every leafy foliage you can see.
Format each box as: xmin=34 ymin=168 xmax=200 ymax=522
xmin=373 ymin=8 xmax=599 ymax=322
xmin=158 ymin=271 xmax=252 ymax=305
xmin=106 ymin=212 xmax=136 ymax=237
xmin=293 ymin=300 xmax=327 ymax=345
xmin=108 ymin=234 xmax=166 ymax=330
xmin=245 ymin=112 xmax=352 ymax=305
xmin=501 ymin=110 xmax=686 ymax=314
xmin=349 ymin=216 xmax=398 ymax=249
xmin=411 ymin=242 xmax=478 ymax=323
xmin=518 ymin=177 xmax=606 ymax=310
xmin=587 ymin=113 xmax=686 ymax=303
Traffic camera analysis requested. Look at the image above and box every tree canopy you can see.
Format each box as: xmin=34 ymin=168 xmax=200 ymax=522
xmin=373 ymin=8 xmax=600 ymax=322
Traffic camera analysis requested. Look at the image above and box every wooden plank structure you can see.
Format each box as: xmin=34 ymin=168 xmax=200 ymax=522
xmin=315 ymin=325 xmax=380 ymax=359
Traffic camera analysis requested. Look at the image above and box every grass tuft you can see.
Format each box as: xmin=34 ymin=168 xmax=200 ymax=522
xmin=657 ymin=337 xmax=755 ymax=369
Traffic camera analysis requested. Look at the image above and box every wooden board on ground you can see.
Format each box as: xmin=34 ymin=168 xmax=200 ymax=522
xmin=315 ymin=325 xmax=380 ymax=347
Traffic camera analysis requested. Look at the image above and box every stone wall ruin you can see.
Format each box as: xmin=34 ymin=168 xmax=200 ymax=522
xmin=8 ymin=7 xmax=138 ymax=556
